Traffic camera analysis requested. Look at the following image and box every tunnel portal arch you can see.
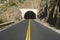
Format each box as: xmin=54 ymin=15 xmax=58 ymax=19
xmin=24 ymin=11 xmax=36 ymax=19
xmin=20 ymin=9 xmax=38 ymax=19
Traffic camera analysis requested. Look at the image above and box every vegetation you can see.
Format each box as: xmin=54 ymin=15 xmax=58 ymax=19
xmin=0 ymin=0 xmax=26 ymax=13
xmin=0 ymin=0 xmax=25 ymax=25
xmin=0 ymin=4 xmax=7 ymax=12
xmin=0 ymin=18 xmax=3 ymax=23
xmin=8 ymin=0 xmax=17 ymax=6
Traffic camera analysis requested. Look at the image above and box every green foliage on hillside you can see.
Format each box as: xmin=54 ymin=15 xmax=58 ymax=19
xmin=8 ymin=0 xmax=17 ymax=6
xmin=0 ymin=0 xmax=26 ymax=13
xmin=0 ymin=18 xmax=3 ymax=23
xmin=0 ymin=4 xmax=7 ymax=11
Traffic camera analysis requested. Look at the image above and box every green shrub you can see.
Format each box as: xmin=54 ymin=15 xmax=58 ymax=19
xmin=8 ymin=0 xmax=17 ymax=6
xmin=0 ymin=4 xmax=7 ymax=12
xmin=0 ymin=18 xmax=3 ymax=23
xmin=18 ymin=0 xmax=25 ymax=3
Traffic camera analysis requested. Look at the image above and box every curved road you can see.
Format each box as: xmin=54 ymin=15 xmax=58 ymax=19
xmin=0 ymin=19 xmax=60 ymax=40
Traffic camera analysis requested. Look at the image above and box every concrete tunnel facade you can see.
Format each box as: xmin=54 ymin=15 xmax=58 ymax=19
xmin=20 ymin=9 xmax=38 ymax=19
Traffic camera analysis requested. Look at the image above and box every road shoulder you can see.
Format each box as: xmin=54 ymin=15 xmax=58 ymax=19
xmin=35 ymin=19 xmax=60 ymax=34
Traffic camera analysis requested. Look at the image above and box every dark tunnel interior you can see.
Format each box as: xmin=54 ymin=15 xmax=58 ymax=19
xmin=24 ymin=11 xmax=36 ymax=19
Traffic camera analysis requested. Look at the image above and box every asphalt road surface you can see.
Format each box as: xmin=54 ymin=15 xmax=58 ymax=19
xmin=0 ymin=19 xmax=60 ymax=40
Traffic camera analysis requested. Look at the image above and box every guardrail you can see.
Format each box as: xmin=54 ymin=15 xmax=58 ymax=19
xmin=0 ymin=21 xmax=15 ymax=26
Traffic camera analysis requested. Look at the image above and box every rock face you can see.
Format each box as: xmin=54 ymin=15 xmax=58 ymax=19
xmin=38 ymin=0 xmax=60 ymax=28
xmin=1 ymin=6 xmax=22 ymax=22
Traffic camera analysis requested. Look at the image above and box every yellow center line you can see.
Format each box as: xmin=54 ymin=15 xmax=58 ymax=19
xmin=26 ymin=19 xmax=30 ymax=40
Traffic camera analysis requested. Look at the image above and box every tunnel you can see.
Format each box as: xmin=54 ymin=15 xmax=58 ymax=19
xmin=24 ymin=11 xmax=36 ymax=19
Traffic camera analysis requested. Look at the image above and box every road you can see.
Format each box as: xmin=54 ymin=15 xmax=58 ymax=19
xmin=0 ymin=19 xmax=60 ymax=40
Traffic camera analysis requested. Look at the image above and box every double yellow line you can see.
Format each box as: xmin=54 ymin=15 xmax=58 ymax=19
xmin=26 ymin=20 xmax=30 ymax=40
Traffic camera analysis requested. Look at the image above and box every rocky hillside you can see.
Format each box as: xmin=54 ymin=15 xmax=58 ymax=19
xmin=0 ymin=0 xmax=25 ymax=22
xmin=2 ymin=6 xmax=22 ymax=22
xmin=38 ymin=0 xmax=60 ymax=29
xmin=0 ymin=0 xmax=41 ymax=23
xmin=17 ymin=0 xmax=41 ymax=9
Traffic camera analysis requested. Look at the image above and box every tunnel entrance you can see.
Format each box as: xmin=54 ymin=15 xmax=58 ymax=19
xmin=24 ymin=11 xmax=36 ymax=19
